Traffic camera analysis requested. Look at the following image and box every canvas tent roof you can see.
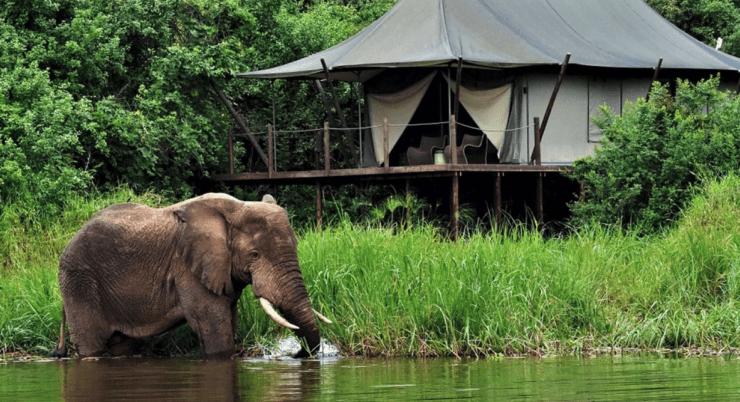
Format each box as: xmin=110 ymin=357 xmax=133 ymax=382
xmin=238 ymin=0 xmax=740 ymax=82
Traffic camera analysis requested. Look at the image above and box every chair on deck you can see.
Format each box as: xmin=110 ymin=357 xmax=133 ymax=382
xmin=406 ymin=135 xmax=447 ymax=165
xmin=444 ymin=134 xmax=485 ymax=164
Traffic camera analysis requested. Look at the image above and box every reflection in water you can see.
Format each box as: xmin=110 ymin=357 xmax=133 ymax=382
xmin=55 ymin=357 xmax=332 ymax=402
xmin=61 ymin=358 xmax=241 ymax=402
xmin=239 ymin=359 xmax=325 ymax=401
xmin=3 ymin=354 xmax=740 ymax=401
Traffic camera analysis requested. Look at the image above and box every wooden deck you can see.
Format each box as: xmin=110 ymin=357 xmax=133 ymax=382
xmin=213 ymin=163 xmax=571 ymax=185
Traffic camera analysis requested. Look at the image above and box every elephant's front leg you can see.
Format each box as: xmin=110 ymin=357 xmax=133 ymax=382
xmin=231 ymin=303 xmax=239 ymax=339
xmin=182 ymin=294 xmax=236 ymax=359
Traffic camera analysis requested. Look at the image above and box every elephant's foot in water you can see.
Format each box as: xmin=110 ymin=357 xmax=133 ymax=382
xmin=105 ymin=332 xmax=142 ymax=356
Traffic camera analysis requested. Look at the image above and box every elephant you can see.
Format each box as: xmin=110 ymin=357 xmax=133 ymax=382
xmin=51 ymin=193 xmax=331 ymax=359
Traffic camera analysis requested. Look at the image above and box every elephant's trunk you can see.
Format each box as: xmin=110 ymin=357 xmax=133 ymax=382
xmin=254 ymin=261 xmax=321 ymax=358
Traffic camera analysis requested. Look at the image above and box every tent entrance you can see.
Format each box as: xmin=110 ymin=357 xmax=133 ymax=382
xmin=367 ymin=70 xmax=511 ymax=166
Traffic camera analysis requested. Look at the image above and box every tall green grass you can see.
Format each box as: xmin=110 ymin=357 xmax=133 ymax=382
xmin=3 ymin=175 xmax=740 ymax=357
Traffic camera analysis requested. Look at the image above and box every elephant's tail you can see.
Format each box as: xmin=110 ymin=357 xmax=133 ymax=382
xmin=51 ymin=306 xmax=68 ymax=358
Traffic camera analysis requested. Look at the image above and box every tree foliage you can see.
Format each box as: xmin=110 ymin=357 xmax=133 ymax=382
xmin=569 ymin=77 xmax=740 ymax=233
xmin=0 ymin=0 xmax=396 ymax=223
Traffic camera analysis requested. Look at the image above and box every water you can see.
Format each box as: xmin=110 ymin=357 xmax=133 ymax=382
xmin=3 ymin=353 xmax=740 ymax=401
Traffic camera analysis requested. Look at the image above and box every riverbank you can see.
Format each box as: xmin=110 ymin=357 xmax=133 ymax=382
xmin=2 ymin=175 xmax=740 ymax=358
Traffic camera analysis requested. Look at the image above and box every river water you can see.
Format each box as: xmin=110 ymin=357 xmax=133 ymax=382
xmin=2 ymin=353 xmax=740 ymax=401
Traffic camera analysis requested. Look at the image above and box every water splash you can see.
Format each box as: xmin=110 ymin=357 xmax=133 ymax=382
xmin=261 ymin=337 xmax=339 ymax=359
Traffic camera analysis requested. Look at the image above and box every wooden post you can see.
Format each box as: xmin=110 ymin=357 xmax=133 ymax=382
xmin=315 ymin=182 xmax=323 ymax=229
xmin=735 ymin=70 xmax=740 ymax=94
xmin=495 ymin=172 xmax=502 ymax=228
xmin=383 ymin=118 xmax=390 ymax=169
xmin=314 ymin=130 xmax=321 ymax=170
xmin=227 ymin=128 xmax=234 ymax=175
xmin=450 ymin=173 xmax=459 ymax=241
xmin=580 ymin=181 xmax=586 ymax=202
xmin=315 ymin=80 xmax=338 ymax=128
xmin=530 ymin=53 xmax=570 ymax=164
xmin=315 ymin=79 xmax=352 ymax=165
xmin=324 ymin=122 xmax=330 ymax=172
xmin=646 ymin=57 xmax=663 ymax=101
xmin=533 ymin=117 xmax=541 ymax=166
xmin=267 ymin=124 xmax=274 ymax=178
xmin=453 ymin=56 xmax=463 ymax=124
xmin=450 ymin=114 xmax=458 ymax=165
xmin=321 ymin=58 xmax=358 ymax=166
xmin=212 ymin=82 xmax=269 ymax=167
xmin=536 ymin=172 xmax=544 ymax=225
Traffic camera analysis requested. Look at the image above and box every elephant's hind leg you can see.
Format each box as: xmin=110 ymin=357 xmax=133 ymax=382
xmin=105 ymin=332 xmax=142 ymax=356
xmin=65 ymin=304 xmax=113 ymax=358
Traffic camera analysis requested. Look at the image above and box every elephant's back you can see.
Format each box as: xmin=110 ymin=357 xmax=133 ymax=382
xmin=59 ymin=202 xmax=178 ymax=304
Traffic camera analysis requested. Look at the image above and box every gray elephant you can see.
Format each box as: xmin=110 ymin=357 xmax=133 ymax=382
xmin=52 ymin=193 xmax=331 ymax=359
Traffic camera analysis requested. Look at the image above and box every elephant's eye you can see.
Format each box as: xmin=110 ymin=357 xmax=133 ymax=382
xmin=249 ymin=251 xmax=260 ymax=260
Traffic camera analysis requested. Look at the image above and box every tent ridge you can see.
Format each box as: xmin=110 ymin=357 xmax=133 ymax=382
xmin=438 ymin=0 xmax=457 ymax=59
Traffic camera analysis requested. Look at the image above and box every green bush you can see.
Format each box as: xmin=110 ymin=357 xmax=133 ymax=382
xmin=569 ymin=77 xmax=740 ymax=233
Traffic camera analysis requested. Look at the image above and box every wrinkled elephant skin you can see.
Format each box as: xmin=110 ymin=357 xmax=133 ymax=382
xmin=53 ymin=193 xmax=321 ymax=359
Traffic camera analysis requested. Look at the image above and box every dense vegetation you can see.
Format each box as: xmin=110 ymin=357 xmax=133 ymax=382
xmin=0 ymin=0 xmax=395 ymax=227
xmin=3 ymin=175 xmax=740 ymax=357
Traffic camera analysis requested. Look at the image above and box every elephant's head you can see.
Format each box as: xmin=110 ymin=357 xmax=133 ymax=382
xmin=174 ymin=193 xmax=326 ymax=357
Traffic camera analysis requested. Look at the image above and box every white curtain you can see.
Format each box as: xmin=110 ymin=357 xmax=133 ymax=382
xmin=367 ymin=72 xmax=436 ymax=165
xmin=446 ymin=76 xmax=512 ymax=152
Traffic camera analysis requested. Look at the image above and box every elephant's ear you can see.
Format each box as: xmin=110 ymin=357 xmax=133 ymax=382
xmin=262 ymin=194 xmax=276 ymax=204
xmin=174 ymin=202 xmax=234 ymax=297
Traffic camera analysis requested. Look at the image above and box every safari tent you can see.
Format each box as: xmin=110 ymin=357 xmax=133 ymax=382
xmin=238 ymin=0 xmax=740 ymax=167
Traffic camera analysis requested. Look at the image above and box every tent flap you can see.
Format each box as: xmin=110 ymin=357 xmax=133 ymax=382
xmin=444 ymin=74 xmax=512 ymax=152
xmin=368 ymin=72 xmax=437 ymax=165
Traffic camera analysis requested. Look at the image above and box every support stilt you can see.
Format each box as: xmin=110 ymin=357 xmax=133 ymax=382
xmin=315 ymin=182 xmax=323 ymax=229
xmin=450 ymin=173 xmax=459 ymax=241
xmin=495 ymin=172 xmax=502 ymax=228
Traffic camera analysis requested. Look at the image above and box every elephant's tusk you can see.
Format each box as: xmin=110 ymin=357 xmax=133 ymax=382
xmin=312 ymin=308 xmax=333 ymax=324
xmin=259 ymin=298 xmax=299 ymax=330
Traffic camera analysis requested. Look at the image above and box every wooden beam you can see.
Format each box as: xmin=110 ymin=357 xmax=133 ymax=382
xmin=646 ymin=57 xmax=663 ymax=101
xmin=212 ymin=82 xmax=269 ymax=167
xmin=315 ymin=182 xmax=323 ymax=229
xmin=267 ymin=124 xmax=274 ymax=178
xmin=532 ymin=117 xmax=541 ymax=166
xmin=450 ymin=114 xmax=458 ymax=165
xmin=321 ymin=58 xmax=359 ymax=166
xmin=315 ymin=79 xmax=351 ymax=166
xmin=536 ymin=172 xmax=544 ymax=225
xmin=214 ymin=164 xmax=572 ymax=185
xmin=531 ymin=52 xmax=570 ymax=162
xmin=228 ymin=127 xmax=234 ymax=175
xmin=383 ymin=118 xmax=390 ymax=169
xmin=450 ymin=173 xmax=459 ymax=241
xmin=580 ymin=181 xmax=586 ymax=202
xmin=453 ymin=56 xmax=463 ymax=124
xmin=324 ymin=122 xmax=330 ymax=172
xmin=315 ymin=80 xmax=338 ymax=128
xmin=495 ymin=172 xmax=502 ymax=228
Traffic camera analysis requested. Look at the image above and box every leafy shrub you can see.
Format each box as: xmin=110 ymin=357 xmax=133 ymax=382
xmin=569 ymin=76 xmax=740 ymax=233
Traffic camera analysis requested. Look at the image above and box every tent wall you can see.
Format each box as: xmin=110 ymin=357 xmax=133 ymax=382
xmin=513 ymin=74 xmax=655 ymax=164
xmin=525 ymin=74 xmax=591 ymax=164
